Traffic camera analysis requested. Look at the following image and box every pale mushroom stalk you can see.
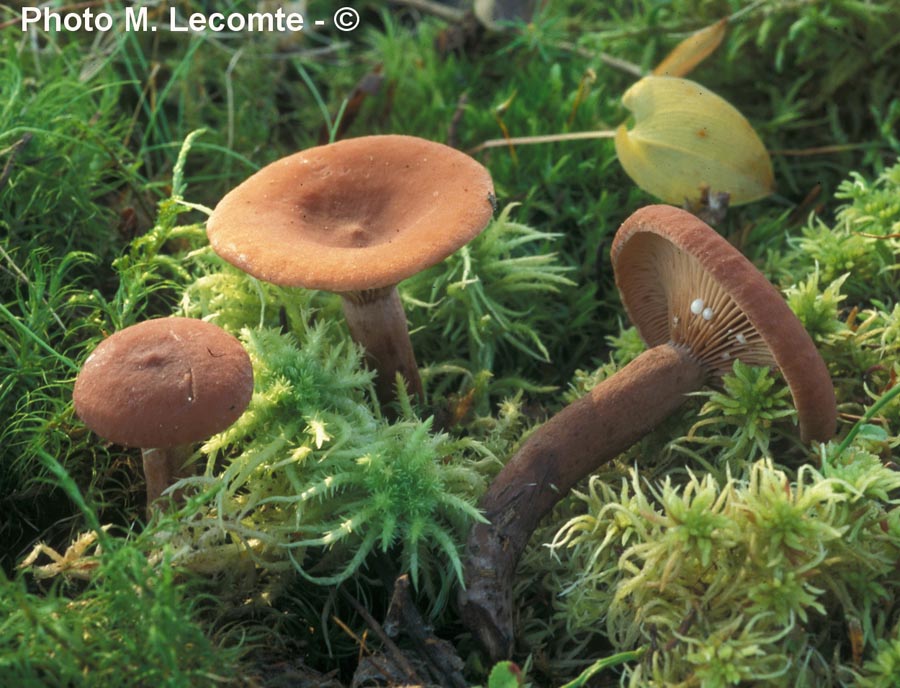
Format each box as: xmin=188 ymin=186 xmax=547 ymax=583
xmin=459 ymin=205 xmax=837 ymax=660
xmin=341 ymin=286 xmax=424 ymax=406
xmin=141 ymin=445 xmax=194 ymax=507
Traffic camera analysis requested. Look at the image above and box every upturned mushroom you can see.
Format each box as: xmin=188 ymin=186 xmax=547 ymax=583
xmin=73 ymin=317 xmax=253 ymax=513
xmin=458 ymin=204 xmax=837 ymax=660
xmin=206 ymin=134 xmax=495 ymax=410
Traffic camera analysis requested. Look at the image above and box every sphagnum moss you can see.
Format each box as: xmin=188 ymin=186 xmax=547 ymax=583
xmin=549 ymin=455 xmax=900 ymax=686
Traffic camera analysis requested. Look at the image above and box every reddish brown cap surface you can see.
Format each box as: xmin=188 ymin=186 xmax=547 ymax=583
xmin=612 ymin=204 xmax=836 ymax=443
xmin=74 ymin=318 xmax=253 ymax=448
xmin=206 ymin=135 xmax=495 ymax=293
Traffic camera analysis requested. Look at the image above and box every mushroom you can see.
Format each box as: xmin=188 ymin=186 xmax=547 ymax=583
xmin=205 ymin=134 xmax=495 ymax=410
xmin=458 ymin=204 xmax=837 ymax=660
xmin=73 ymin=317 xmax=253 ymax=513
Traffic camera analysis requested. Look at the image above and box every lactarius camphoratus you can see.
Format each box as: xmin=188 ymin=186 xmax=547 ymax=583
xmin=73 ymin=317 xmax=253 ymax=514
xmin=205 ymin=135 xmax=494 ymax=411
xmin=459 ymin=204 xmax=837 ymax=660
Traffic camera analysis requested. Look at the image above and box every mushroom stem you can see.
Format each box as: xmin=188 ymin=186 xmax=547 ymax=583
xmin=141 ymin=445 xmax=193 ymax=512
xmin=341 ymin=285 xmax=424 ymax=411
xmin=459 ymin=343 xmax=706 ymax=660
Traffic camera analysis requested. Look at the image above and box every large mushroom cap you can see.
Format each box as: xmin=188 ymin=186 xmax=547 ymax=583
xmin=612 ymin=204 xmax=836 ymax=443
xmin=206 ymin=135 xmax=495 ymax=292
xmin=74 ymin=318 xmax=253 ymax=448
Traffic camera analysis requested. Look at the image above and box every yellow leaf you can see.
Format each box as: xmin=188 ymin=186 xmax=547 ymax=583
xmin=615 ymin=76 xmax=775 ymax=206
xmin=653 ymin=18 xmax=728 ymax=78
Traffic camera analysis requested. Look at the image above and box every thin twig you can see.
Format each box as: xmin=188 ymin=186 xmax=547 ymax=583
xmin=857 ymin=232 xmax=900 ymax=239
xmin=0 ymin=133 xmax=33 ymax=191
xmin=330 ymin=613 xmax=397 ymax=683
xmin=469 ymin=129 xmax=615 ymax=154
xmin=386 ymin=574 xmax=468 ymax=688
xmin=770 ymin=143 xmax=873 ymax=156
xmin=338 ymin=586 xmax=423 ymax=684
xmin=447 ymin=92 xmax=468 ymax=149
xmin=554 ymin=40 xmax=645 ymax=77
xmin=224 ymin=48 xmax=244 ymax=153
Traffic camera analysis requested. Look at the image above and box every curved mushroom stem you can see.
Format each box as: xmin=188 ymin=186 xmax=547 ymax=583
xmin=458 ymin=343 xmax=706 ymax=661
xmin=141 ymin=445 xmax=194 ymax=514
xmin=341 ymin=285 xmax=424 ymax=413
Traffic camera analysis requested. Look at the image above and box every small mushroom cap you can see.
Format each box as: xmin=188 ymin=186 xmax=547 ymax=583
xmin=73 ymin=318 xmax=253 ymax=448
xmin=206 ymin=135 xmax=495 ymax=293
xmin=612 ymin=204 xmax=836 ymax=443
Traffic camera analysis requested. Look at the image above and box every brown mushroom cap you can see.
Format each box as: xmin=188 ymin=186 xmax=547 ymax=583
xmin=206 ymin=135 xmax=495 ymax=293
xmin=611 ymin=204 xmax=836 ymax=442
xmin=74 ymin=318 xmax=253 ymax=448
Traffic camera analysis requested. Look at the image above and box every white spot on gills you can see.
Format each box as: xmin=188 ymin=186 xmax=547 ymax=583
xmin=690 ymin=298 xmax=704 ymax=315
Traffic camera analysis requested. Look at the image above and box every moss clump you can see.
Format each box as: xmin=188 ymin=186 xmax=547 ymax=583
xmin=788 ymin=163 xmax=900 ymax=302
xmin=163 ymin=319 xmax=491 ymax=615
xmin=668 ymin=360 xmax=799 ymax=474
xmin=402 ymin=203 xmax=576 ymax=385
xmin=550 ymin=454 xmax=900 ymax=686
xmin=1 ymin=540 xmax=238 ymax=687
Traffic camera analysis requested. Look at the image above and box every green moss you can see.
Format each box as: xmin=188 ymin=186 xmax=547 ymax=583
xmin=788 ymin=163 xmax=900 ymax=302
xmin=861 ymin=632 xmax=900 ymax=688
xmin=5 ymin=0 xmax=900 ymax=684
xmin=3 ymin=533 xmax=239 ymax=687
xmin=403 ymin=203 xmax=575 ymax=383
xmin=550 ymin=458 xmax=900 ymax=685
xmin=669 ymin=361 xmax=799 ymax=474
xmin=0 ymin=46 xmax=130 ymax=265
xmin=163 ymin=320 xmax=490 ymax=615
